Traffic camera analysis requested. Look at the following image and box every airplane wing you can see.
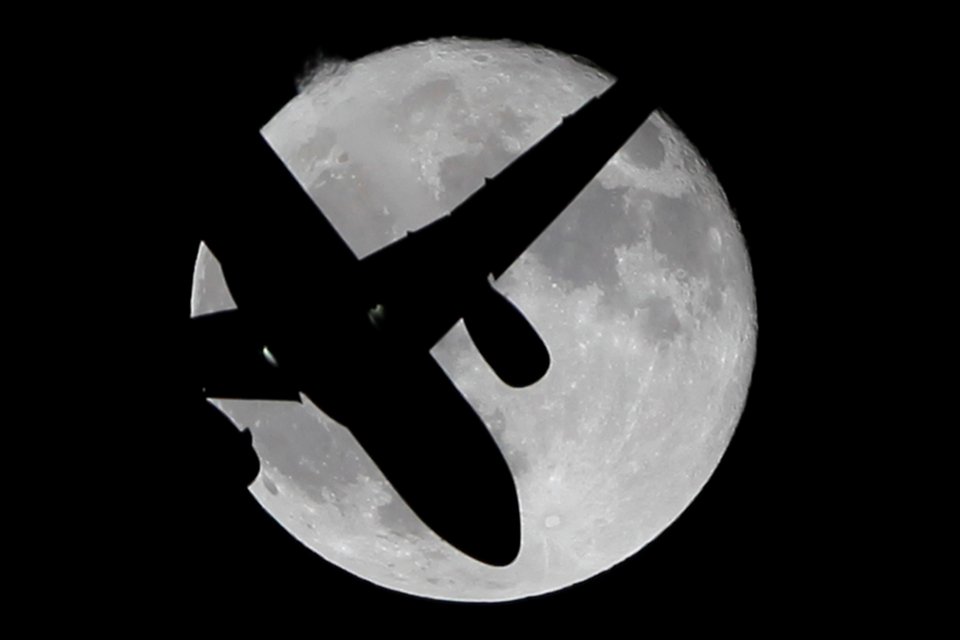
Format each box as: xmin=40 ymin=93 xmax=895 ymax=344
xmin=200 ymin=77 xmax=651 ymax=396
xmin=190 ymin=76 xmax=653 ymax=565
xmin=356 ymin=78 xmax=655 ymax=379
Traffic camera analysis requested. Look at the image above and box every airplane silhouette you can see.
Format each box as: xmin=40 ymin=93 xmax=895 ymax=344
xmin=190 ymin=74 xmax=655 ymax=566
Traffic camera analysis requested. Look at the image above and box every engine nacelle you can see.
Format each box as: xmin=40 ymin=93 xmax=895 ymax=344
xmin=464 ymin=279 xmax=550 ymax=388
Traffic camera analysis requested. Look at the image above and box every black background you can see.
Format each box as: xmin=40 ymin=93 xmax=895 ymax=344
xmin=92 ymin=11 xmax=871 ymax=625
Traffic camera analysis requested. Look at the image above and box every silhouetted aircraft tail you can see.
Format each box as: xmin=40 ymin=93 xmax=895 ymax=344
xmin=190 ymin=309 xmax=299 ymax=401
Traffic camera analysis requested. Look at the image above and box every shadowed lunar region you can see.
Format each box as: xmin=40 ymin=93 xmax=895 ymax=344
xmin=190 ymin=38 xmax=756 ymax=601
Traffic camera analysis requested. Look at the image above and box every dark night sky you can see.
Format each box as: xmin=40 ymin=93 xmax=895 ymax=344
xmin=90 ymin=12 xmax=874 ymax=625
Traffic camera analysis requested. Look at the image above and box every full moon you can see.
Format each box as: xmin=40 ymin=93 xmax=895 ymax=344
xmin=190 ymin=38 xmax=756 ymax=601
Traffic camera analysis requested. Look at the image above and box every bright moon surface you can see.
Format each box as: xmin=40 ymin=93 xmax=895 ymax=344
xmin=190 ymin=38 xmax=756 ymax=601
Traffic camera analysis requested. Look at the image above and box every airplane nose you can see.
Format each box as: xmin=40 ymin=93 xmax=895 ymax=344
xmin=371 ymin=400 xmax=522 ymax=567
xmin=423 ymin=433 xmax=521 ymax=567
xmin=341 ymin=352 xmax=522 ymax=567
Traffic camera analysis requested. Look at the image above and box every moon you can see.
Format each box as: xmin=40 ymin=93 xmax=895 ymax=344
xmin=190 ymin=38 xmax=756 ymax=601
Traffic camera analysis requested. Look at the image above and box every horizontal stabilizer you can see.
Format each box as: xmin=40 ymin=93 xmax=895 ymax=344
xmin=189 ymin=309 xmax=300 ymax=401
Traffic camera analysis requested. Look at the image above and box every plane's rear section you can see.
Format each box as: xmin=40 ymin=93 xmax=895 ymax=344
xmin=191 ymin=286 xmax=522 ymax=567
